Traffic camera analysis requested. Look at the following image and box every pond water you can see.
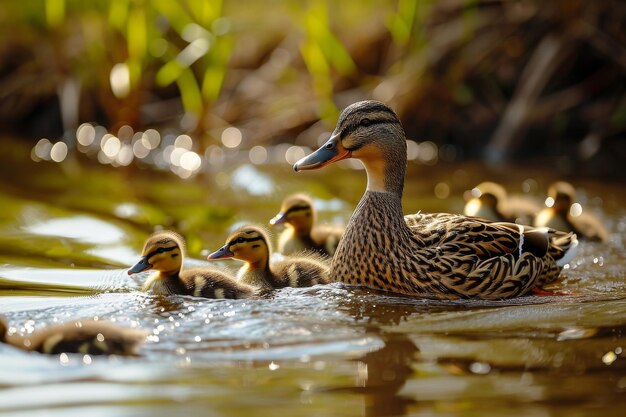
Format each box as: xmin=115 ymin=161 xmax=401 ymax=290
xmin=0 ymin=139 xmax=625 ymax=416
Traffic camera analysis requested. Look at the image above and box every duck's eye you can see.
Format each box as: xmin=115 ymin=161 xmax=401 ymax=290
xmin=360 ymin=118 xmax=372 ymax=127
xmin=156 ymin=248 xmax=166 ymax=254
xmin=237 ymin=237 xmax=245 ymax=243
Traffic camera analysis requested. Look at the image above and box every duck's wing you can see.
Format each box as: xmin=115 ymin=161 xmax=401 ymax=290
xmin=402 ymin=212 xmax=577 ymax=298
xmin=405 ymin=212 xmax=524 ymax=255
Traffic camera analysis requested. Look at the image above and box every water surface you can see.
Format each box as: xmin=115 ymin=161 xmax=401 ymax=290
xmin=0 ymin=147 xmax=624 ymax=416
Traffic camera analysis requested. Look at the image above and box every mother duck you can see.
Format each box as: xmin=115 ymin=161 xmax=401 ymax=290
xmin=294 ymin=100 xmax=578 ymax=299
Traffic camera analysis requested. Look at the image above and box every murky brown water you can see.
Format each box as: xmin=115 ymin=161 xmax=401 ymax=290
xmin=0 ymin=140 xmax=625 ymax=416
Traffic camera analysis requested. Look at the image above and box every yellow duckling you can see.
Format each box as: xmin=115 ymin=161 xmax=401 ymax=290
xmin=269 ymin=193 xmax=343 ymax=256
xmin=464 ymin=181 xmax=541 ymax=224
xmin=294 ymin=100 xmax=578 ymax=300
xmin=534 ymin=181 xmax=608 ymax=243
xmin=207 ymin=225 xmax=330 ymax=291
xmin=128 ymin=231 xmax=255 ymax=299
xmin=0 ymin=316 xmax=145 ymax=355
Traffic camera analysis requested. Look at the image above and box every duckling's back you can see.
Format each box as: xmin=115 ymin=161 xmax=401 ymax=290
xmin=271 ymin=255 xmax=330 ymax=288
xmin=17 ymin=321 xmax=145 ymax=355
xmin=179 ymin=268 xmax=256 ymax=299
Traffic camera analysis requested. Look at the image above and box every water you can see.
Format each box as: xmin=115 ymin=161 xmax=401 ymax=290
xmin=0 ymin=143 xmax=625 ymax=416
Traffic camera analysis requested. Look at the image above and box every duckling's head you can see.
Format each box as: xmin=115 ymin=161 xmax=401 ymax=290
xmin=294 ymin=101 xmax=407 ymax=195
xmin=207 ymin=226 xmax=271 ymax=269
xmin=547 ymin=181 xmax=576 ymax=214
xmin=269 ymin=194 xmax=315 ymax=235
xmin=128 ymin=231 xmax=185 ymax=277
xmin=472 ymin=182 xmax=507 ymax=207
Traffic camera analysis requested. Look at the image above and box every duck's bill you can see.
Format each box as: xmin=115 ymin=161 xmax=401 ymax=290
xmin=269 ymin=212 xmax=287 ymax=226
xmin=128 ymin=256 xmax=152 ymax=275
xmin=293 ymin=135 xmax=351 ymax=171
xmin=207 ymin=245 xmax=234 ymax=260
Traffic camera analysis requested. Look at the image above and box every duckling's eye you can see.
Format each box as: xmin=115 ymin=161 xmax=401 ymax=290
xmin=360 ymin=118 xmax=372 ymax=127
xmin=237 ymin=237 xmax=245 ymax=243
xmin=156 ymin=248 xmax=166 ymax=254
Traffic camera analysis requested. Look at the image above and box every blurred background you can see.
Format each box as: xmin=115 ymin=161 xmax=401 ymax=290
xmin=1 ymin=0 xmax=624 ymax=176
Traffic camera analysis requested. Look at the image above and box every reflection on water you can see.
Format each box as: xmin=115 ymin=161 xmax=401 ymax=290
xmin=0 ymin=157 xmax=625 ymax=416
xmin=26 ymin=216 xmax=126 ymax=244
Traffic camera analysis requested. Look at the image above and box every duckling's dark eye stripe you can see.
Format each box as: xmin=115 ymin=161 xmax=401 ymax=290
xmin=228 ymin=236 xmax=264 ymax=246
xmin=284 ymin=205 xmax=311 ymax=215
xmin=146 ymin=245 xmax=178 ymax=260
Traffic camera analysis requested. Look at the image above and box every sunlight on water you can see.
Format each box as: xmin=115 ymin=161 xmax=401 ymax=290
xmin=25 ymin=216 xmax=126 ymax=244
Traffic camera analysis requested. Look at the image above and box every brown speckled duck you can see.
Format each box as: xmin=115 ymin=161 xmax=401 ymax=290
xmin=464 ymin=181 xmax=541 ymax=224
xmin=269 ymin=193 xmax=343 ymax=257
xmin=128 ymin=231 xmax=255 ymax=299
xmin=534 ymin=181 xmax=608 ymax=243
xmin=207 ymin=225 xmax=330 ymax=291
xmin=294 ymin=100 xmax=578 ymax=300
xmin=0 ymin=316 xmax=145 ymax=355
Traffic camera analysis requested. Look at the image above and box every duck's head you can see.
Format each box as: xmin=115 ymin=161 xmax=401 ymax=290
xmin=269 ymin=194 xmax=315 ymax=235
xmin=128 ymin=231 xmax=184 ymax=277
xmin=547 ymin=181 xmax=576 ymax=214
xmin=294 ymin=100 xmax=407 ymax=195
xmin=207 ymin=226 xmax=271 ymax=269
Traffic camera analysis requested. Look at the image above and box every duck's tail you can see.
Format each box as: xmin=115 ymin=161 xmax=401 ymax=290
xmin=549 ymin=230 xmax=579 ymax=267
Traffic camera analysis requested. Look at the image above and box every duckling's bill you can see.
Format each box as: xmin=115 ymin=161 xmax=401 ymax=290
xmin=128 ymin=256 xmax=152 ymax=275
xmin=294 ymin=134 xmax=351 ymax=171
xmin=269 ymin=212 xmax=288 ymax=226
xmin=207 ymin=245 xmax=234 ymax=260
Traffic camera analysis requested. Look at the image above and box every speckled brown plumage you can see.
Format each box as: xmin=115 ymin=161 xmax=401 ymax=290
xmin=294 ymin=100 xmax=578 ymax=300
xmin=129 ymin=231 xmax=255 ymax=299
xmin=1 ymin=316 xmax=145 ymax=355
xmin=208 ymin=225 xmax=330 ymax=291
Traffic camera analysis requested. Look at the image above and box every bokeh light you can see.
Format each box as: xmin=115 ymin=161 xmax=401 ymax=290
xmin=249 ymin=146 xmax=268 ymax=165
xmin=221 ymin=127 xmax=242 ymax=148
xmin=50 ymin=142 xmax=68 ymax=162
xmin=110 ymin=63 xmax=130 ymax=98
xmin=285 ymin=146 xmax=306 ymax=165
xmin=76 ymin=124 xmax=96 ymax=146
xmin=434 ymin=182 xmax=450 ymax=199
xmin=570 ymin=203 xmax=583 ymax=217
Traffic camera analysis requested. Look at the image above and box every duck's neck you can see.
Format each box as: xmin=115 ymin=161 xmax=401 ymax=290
xmin=354 ymin=191 xmax=408 ymax=231
xmin=361 ymin=154 xmax=406 ymax=197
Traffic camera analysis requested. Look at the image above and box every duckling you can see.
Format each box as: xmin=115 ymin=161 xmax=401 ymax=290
xmin=128 ymin=231 xmax=255 ymax=299
xmin=269 ymin=193 xmax=343 ymax=256
xmin=207 ymin=225 xmax=330 ymax=291
xmin=0 ymin=316 xmax=145 ymax=355
xmin=534 ymin=181 xmax=608 ymax=243
xmin=294 ymin=100 xmax=578 ymax=300
xmin=464 ymin=181 xmax=542 ymax=224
